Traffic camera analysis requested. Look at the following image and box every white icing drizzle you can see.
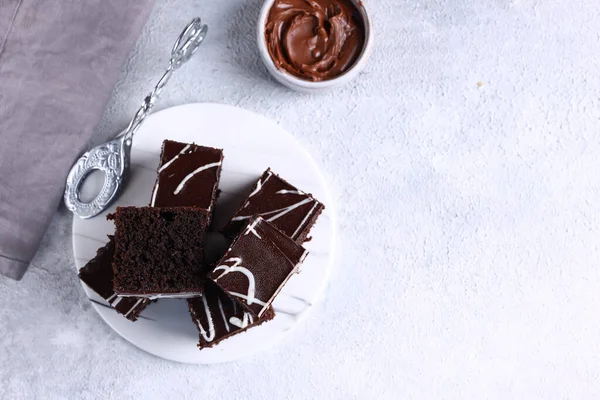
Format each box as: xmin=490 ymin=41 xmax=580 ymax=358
xmin=244 ymin=218 xmax=262 ymax=239
xmin=123 ymin=298 xmax=144 ymax=318
xmin=213 ymin=257 xmax=263 ymax=306
xmin=248 ymin=171 xmax=272 ymax=198
xmin=195 ymin=294 xmax=216 ymax=342
xmin=266 ymin=198 xmax=313 ymax=222
xmin=229 ymin=312 xmax=254 ymax=329
xmin=106 ymin=293 xmax=117 ymax=303
xmin=217 ymin=297 xmax=230 ymax=333
xmin=290 ymin=201 xmax=320 ymax=239
xmin=229 ymin=315 xmax=245 ymax=329
xmin=150 ymin=183 xmax=159 ymax=206
xmin=173 ymin=161 xmax=222 ymax=195
xmin=227 ymin=291 xmax=267 ymax=307
xmin=231 ymin=198 xmax=313 ymax=222
xmin=157 ymin=144 xmax=191 ymax=173
xmin=111 ymin=296 xmax=123 ymax=306
xmin=300 ymin=248 xmax=309 ymax=263
xmin=276 ymin=189 xmax=305 ymax=195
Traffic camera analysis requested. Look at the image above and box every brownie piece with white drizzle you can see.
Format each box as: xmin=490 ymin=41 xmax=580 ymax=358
xmin=78 ymin=236 xmax=150 ymax=321
xmin=209 ymin=216 xmax=308 ymax=317
xmin=150 ymin=140 xmax=223 ymax=224
xmin=188 ymin=281 xmax=275 ymax=349
xmin=222 ymin=168 xmax=324 ymax=244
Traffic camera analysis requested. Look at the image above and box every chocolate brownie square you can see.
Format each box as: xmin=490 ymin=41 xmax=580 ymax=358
xmin=109 ymin=206 xmax=207 ymax=298
xmin=209 ymin=216 xmax=307 ymax=317
xmin=150 ymin=140 xmax=223 ymax=224
xmin=78 ymin=236 xmax=150 ymax=321
xmin=222 ymin=168 xmax=324 ymax=243
xmin=188 ymin=281 xmax=275 ymax=349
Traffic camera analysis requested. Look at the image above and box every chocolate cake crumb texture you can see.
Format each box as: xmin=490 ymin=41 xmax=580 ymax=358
xmin=109 ymin=206 xmax=207 ymax=298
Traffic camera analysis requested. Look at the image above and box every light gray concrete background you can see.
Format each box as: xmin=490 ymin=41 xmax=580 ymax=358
xmin=2 ymin=0 xmax=600 ymax=398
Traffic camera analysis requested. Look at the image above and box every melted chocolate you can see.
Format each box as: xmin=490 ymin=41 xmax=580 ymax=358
xmin=265 ymin=0 xmax=365 ymax=81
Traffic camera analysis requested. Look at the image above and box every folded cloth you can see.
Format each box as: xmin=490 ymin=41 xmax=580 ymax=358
xmin=0 ymin=0 xmax=155 ymax=280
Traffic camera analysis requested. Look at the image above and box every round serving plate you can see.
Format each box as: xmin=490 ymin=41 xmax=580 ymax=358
xmin=72 ymin=103 xmax=335 ymax=364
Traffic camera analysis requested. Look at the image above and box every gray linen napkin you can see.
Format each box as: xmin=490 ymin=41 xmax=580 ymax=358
xmin=0 ymin=0 xmax=155 ymax=280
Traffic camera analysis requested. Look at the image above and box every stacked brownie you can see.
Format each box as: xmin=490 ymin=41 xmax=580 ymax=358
xmin=79 ymin=139 xmax=324 ymax=350
xmin=78 ymin=236 xmax=150 ymax=321
xmin=79 ymin=140 xmax=222 ymax=320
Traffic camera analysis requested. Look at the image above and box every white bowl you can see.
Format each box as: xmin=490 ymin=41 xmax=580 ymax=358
xmin=256 ymin=0 xmax=374 ymax=92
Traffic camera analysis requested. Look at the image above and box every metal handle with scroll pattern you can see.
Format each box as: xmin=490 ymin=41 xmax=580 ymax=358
xmin=64 ymin=18 xmax=208 ymax=219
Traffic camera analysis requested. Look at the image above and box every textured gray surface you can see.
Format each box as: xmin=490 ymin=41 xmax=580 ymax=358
xmin=2 ymin=0 xmax=600 ymax=398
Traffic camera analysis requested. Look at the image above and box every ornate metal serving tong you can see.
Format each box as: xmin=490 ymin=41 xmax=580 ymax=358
xmin=64 ymin=18 xmax=208 ymax=219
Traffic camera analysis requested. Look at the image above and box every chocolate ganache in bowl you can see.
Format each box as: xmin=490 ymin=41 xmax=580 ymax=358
xmin=264 ymin=0 xmax=366 ymax=82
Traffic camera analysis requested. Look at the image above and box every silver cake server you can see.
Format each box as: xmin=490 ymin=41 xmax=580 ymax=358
xmin=64 ymin=18 xmax=208 ymax=219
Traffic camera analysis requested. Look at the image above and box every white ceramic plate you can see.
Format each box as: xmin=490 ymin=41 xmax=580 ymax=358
xmin=72 ymin=103 xmax=335 ymax=364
